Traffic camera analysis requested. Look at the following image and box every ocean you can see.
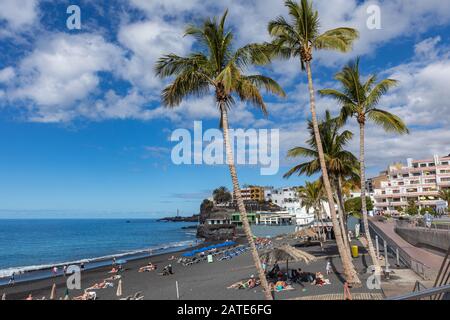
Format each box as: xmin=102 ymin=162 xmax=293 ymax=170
xmin=0 ymin=219 xmax=199 ymax=281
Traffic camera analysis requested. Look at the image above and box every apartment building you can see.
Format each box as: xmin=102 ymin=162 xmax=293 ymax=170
xmin=374 ymin=154 xmax=450 ymax=214
xmin=235 ymin=186 xmax=265 ymax=202
xmin=264 ymin=187 xmax=316 ymax=226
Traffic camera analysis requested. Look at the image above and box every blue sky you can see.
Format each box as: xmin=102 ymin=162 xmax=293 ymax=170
xmin=0 ymin=0 xmax=449 ymax=218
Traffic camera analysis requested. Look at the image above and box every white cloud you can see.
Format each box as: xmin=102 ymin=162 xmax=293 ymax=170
xmin=0 ymin=67 xmax=15 ymax=83
xmin=7 ymin=33 xmax=125 ymax=122
xmin=117 ymin=19 xmax=193 ymax=92
xmin=0 ymin=0 xmax=39 ymax=31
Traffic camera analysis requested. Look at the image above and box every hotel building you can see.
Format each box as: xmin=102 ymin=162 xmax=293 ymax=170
xmin=374 ymin=154 xmax=450 ymax=214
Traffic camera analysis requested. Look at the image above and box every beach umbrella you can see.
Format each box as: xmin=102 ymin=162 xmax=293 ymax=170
xmin=292 ymin=228 xmax=318 ymax=239
xmin=261 ymin=244 xmax=317 ymax=274
xmin=116 ymin=279 xmax=123 ymax=297
xmin=1 ymin=293 xmax=5 ymax=300
xmin=50 ymin=283 xmax=56 ymax=300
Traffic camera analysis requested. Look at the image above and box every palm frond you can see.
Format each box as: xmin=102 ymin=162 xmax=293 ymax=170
xmin=366 ymin=108 xmax=409 ymax=134
xmin=365 ymin=79 xmax=399 ymax=109
xmin=314 ymin=27 xmax=359 ymax=52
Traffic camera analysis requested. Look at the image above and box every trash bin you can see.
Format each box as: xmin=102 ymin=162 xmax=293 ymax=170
xmin=351 ymin=245 xmax=359 ymax=258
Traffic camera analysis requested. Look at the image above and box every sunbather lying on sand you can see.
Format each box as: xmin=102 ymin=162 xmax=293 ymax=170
xmin=139 ymin=262 xmax=157 ymax=272
xmin=158 ymin=264 xmax=173 ymax=276
xmin=227 ymin=276 xmax=261 ymax=290
xmin=85 ymin=281 xmax=113 ymax=290
xmin=108 ymin=267 xmax=118 ymax=274
xmin=269 ymin=281 xmax=295 ymax=292
xmin=168 ymin=256 xmax=175 ymax=261
xmin=312 ymin=272 xmax=330 ymax=286
xmin=104 ymin=274 xmax=121 ymax=281
xmin=73 ymin=291 xmax=96 ymax=300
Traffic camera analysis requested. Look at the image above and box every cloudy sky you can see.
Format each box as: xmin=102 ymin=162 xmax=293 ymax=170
xmin=0 ymin=0 xmax=449 ymax=218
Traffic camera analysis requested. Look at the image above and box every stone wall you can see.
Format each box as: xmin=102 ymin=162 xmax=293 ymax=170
xmin=395 ymin=226 xmax=450 ymax=253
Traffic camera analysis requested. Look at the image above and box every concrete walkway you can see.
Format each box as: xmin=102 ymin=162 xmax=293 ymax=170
xmin=370 ymin=219 xmax=445 ymax=280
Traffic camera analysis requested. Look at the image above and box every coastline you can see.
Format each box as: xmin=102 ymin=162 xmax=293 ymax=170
xmin=0 ymin=238 xmax=383 ymax=301
xmin=0 ymin=238 xmax=203 ymax=286
xmin=0 ymin=239 xmax=213 ymax=300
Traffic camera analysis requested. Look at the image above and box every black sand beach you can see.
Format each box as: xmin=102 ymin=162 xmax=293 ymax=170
xmin=0 ymin=239 xmax=384 ymax=300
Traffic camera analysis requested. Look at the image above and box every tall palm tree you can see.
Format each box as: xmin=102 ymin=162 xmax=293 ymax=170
xmin=155 ymin=10 xmax=285 ymax=300
xmin=438 ymin=189 xmax=450 ymax=212
xmin=319 ymin=58 xmax=409 ymax=272
xmin=267 ymin=0 xmax=360 ymax=285
xmin=297 ymin=180 xmax=327 ymax=244
xmin=284 ymin=110 xmax=359 ymax=252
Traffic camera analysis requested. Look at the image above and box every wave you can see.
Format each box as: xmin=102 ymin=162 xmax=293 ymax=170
xmin=0 ymin=239 xmax=200 ymax=279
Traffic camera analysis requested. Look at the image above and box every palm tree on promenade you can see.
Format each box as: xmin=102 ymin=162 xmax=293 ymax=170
xmin=155 ymin=10 xmax=285 ymax=300
xmin=284 ymin=111 xmax=359 ymax=252
xmin=319 ymin=58 xmax=409 ymax=272
xmin=266 ymin=0 xmax=360 ymax=285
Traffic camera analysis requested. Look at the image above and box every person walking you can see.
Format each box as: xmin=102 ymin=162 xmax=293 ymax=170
xmin=326 ymin=260 xmax=333 ymax=275
xmin=8 ymin=272 xmax=15 ymax=285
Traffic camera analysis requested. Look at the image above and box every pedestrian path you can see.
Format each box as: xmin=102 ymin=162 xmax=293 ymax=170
xmin=370 ymin=219 xmax=444 ymax=279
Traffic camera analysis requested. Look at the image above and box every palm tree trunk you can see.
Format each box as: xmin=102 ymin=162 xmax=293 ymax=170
xmin=220 ymin=105 xmax=273 ymax=300
xmin=305 ymin=61 xmax=360 ymax=285
xmin=337 ymin=178 xmax=351 ymax=244
xmin=334 ymin=179 xmax=350 ymax=252
xmin=359 ymin=122 xmax=381 ymax=272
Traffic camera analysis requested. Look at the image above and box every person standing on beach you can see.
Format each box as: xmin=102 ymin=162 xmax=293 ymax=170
xmin=52 ymin=266 xmax=58 ymax=277
xmin=63 ymin=265 xmax=67 ymax=277
xmin=8 ymin=272 xmax=15 ymax=285
xmin=326 ymin=261 xmax=332 ymax=275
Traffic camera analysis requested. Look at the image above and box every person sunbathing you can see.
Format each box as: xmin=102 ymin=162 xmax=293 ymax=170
xmin=25 ymin=293 xmax=33 ymax=300
xmin=139 ymin=262 xmax=156 ymax=272
xmin=73 ymin=291 xmax=96 ymax=300
xmin=86 ymin=280 xmax=113 ymax=290
xmin=108 ymin=267 xmax=118 ymax=274
xmin=248 ymin=278 xmax=256 ymax=288
xmin=105 ymin=274 xmax=121 ymax=281
xmin=159 ymin=264 xmax=173 ymax=276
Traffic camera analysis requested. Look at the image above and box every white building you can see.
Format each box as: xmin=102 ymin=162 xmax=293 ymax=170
xmin=264 ymin=187 xmax=316 ymax=226
xmin=256 ymin=211 xmax=296 ymax=225
xmin=374 ymin=154 xmax=450 ymax=214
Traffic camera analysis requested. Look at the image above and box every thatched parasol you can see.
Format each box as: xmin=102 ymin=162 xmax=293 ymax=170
xmin=261 ymin=244 xmax=317 ymax=273
xmin=293 ymin=228 xmax=318 ymax=239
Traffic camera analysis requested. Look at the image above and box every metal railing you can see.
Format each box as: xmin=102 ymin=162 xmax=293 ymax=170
xmin=369 ymin=221 xmax=433 ymax=280
xmin=387 ymin=283 xmax=450 ymax=300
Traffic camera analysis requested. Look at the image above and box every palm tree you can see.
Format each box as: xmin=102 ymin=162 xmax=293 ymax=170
xmin=297 ymin=180 xmax=327 ymax=244
xmin=155 ymin=11 xmax=285 ymax=300
xmin=284 ymin=110 xmax=359 ymax=252
xmin=319 ymin=58 xmax=409 ymax=272
xmin=266 ymin=0 xmax=360 ymax=285
xmin=438 ymin=189 xmax=450 ymax=212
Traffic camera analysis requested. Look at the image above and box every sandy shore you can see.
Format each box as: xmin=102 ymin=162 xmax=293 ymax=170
xmin=0 ymin=239 xmax=384 ymax=300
